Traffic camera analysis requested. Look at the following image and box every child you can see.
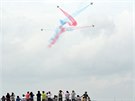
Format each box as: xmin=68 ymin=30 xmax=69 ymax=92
xmin=16 ymin=96 xmax=21 ymax=101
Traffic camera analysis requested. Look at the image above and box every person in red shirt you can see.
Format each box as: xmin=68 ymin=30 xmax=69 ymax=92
xmin=25 ymin=92 xmax=30 ymax=101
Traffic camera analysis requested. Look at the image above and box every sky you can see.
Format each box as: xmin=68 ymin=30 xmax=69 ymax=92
xmin=0 ymin=0 xmax=134 ymax=101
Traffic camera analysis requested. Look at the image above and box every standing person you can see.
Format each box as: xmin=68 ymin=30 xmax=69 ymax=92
xmin=30 ymin=92 xmax=34 ymax=101
xmin=25 ymin=92 xmax=30 ymax=101
xmin=41 ymin=91 xmax=46 ymax=101
xmin=46 ymin=92 xmax=48 ymax=101
xmin=71 ymin=90 xmax=76 ymax=101
xmin=16 ymin=96 xmax=21 ymax=101
xmin=53 ymin=95 xmax=57 ymax=101
xmin=6 ymin=93 xmax=11 ymax=101
xmin=21 ymin=94 xmax=26 ymax=101
xmin=65 ymin=91 xmax=70 ymax=101
xmin=76 ymin=95 xmax=81 ymax=101
xmin=58 ymin=90 xmax=63 ymax=101
xmin=1 ymin=96 xmax=6 ymax=101
xmin=11 ymin=92 xmax=15 ymax=101
xmin=47 ymin=91 xmax=52 ymax=101
xmin=36 ymin=91 xmax=41 ymax=101
xmin=82 ymin=92 xmax=89 ymax=101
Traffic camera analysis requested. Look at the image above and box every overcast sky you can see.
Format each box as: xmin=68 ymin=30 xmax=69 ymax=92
xmin=0 ymin=0 xmax=134 ymax=101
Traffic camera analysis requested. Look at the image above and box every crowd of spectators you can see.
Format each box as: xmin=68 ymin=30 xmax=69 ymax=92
xmin=1 ymin=90 xmax=91 ymax=101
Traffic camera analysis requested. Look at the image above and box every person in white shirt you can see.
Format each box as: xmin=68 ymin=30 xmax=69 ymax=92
xmin=76 ymin=95 xmax=81 ymax=101
xmin=21 ymin=94 xmax=26 ymax=101
xmin=47 ymin=92 xmax=52 ymax=101
xmin=65 ymin=91 xmax=70 ymax=101
xmin=71 ymin=90 xmax=76 ymax=101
